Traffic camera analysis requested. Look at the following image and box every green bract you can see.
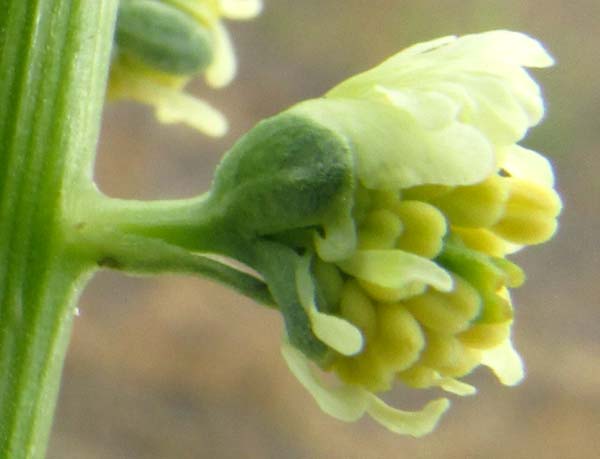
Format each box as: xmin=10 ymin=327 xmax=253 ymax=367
xmin=116 ymin=0 xmax=214 ymax=75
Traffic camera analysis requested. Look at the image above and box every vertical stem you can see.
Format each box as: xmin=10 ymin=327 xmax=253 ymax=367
xmin=0 ymin=1 xmax=118 ymax=457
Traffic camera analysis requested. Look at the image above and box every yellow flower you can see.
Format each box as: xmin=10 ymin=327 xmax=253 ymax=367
xmin=275 ymin=31 xmax=561 ymax=436
xmin=108 ymin=0 xmax=262 ymax=136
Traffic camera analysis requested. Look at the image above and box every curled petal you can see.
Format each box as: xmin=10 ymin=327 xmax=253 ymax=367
xmin=282 ymin=342 xmax=451 ymax=436
xmin=439 ymin=377 xmax=477 ymax=396
xmin=281 ymin=342 xmax=369 ymax=421
xmin=205 ymin=21 xmax=237 ymax=87
xmin=296 ymin=256 xmax=363 ymax=356
xmin=337 ymin=249 xmax=453 ymax=296
xmin=315 ymin=213 xmax=357 ymax=262
xmin=365 ymin=394 xmax=450 ymax=437
xmin=481 ymin=338 xmax=525 ymax=386
xmin=399 ymin=367 xmax=476 ymax=395
xmin=109 ymin=66 xmax=227 ymax=136
xmin=155 ymin=91 xmax=228 ymax=136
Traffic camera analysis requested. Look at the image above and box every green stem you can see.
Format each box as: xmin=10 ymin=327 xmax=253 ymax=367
xmin=64 ymin=190 xmax=275 ymax=306
xmin=0 ymin=1 xmax=118 ymax=457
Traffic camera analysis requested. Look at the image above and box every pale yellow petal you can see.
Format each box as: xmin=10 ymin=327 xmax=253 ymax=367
xmin=314 ymin=213 xmax=357 ymax=262
xmin=291 ymin=99 xmax=495 ymax=190
xmin=337 ymin=249 xmax=453 ymax=294
xmin=374 ymin=86 xmax=460 ymax=130
xmin=481 ymin=338 xmax=525 ymax=385
xmin=366 ymin=394 xmax=450 ymax=437
xmin=155 ymin=92 xmax=228 ymax=136
xmin=281 ymin=342 xmax=369 ymax=421
xmin=296 ymin=256 xmax=363 ymax=356
xmin=500 ymin=145 xmax=555 ymax=187
xmin=205 ymin=21 xmax=237 ymax=87
xmin=439 ymin=377 xmax=477 ymax=396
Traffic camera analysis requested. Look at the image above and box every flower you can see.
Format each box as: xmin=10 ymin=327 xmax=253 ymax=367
xmin=270 ymin=30 xmax=561 ymax=436
xmin=194 ymin=29 xmax=560 ymax=436
xmin=108 ymin=0 xmax=263 ymax=136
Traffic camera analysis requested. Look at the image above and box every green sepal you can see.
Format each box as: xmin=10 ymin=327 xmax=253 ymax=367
xmin=250 ymin=241 xmax=331 ymax=362
xmin=116 ymin=0 xmax=214 ymax=75
xmin=210 ymin=112 xmax=355 ymax=237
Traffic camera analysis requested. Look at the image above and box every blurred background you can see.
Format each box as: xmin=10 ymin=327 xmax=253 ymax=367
xmin=48 ymin=1 xmax=599 ymax=457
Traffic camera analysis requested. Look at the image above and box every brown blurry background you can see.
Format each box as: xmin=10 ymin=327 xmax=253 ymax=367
xmin=48 ymin=1 xmax=600 ymax=458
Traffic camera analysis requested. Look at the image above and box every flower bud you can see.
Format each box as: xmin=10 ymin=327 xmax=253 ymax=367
xmin=116 ymin=0 xmax=215 ymax=76
xmin=108 ymin=0 xmax=263 ymax=136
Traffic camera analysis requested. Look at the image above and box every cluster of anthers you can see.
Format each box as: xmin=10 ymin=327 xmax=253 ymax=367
xmin=280 ymin=31 xmax=562 ymax=436
xmin=108 ymin=0 xmax=262 ymax=136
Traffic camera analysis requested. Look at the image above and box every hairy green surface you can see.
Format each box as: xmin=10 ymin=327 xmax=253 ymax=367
xmin=0 ymin=1 xmax=118 ymax=457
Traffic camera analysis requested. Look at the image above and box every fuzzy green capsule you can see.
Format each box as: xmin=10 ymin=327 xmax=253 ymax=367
xmin=116 ymin=0 xmax=214 ymax=75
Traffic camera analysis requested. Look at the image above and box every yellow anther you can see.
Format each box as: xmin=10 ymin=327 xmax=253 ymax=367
xmin=429 ymin=176 xmax=509 ymax=228
xmin=333 ymin=301 xmax=425 ymax=392
xmin=359 ymin=279 xmax=426 ymax=303
xmin=492 ymin=177 xmax=562 ymax=245
xmin=458 ymin=322 xmax=511 ymax=349
xmin=372 ymin=303 xmax=425 ymax=373
xmin=452 ymin=227 xmax=510 ymax=257
xmin=420 ymin=332 xmax=481 ymax=378
xmin=398 ymin=365 xmax=476 ymax=396
xmin=392 ymin=200 xmax=447 ymax=258
xmin=458 ymin=291 xmax=513 ymax=350
xmin=369 ymin=189 xmax=402 ymax=210
xmin=397 ymin=365 xmax=439 ymax=389
xmin=339 ymin=281 xmax=377 ymax=340
xmin=352 ymin=184 xmax=373 ymax=223
xmin=332 ymin=348 xmax=391 ymax=392
xmin=403 ymin=275 xmax=482 ymax=334
xmin=357 ymin=209 xmax=403 ymax=250
xmin=402 ymin=184 xmax=453 ymax=202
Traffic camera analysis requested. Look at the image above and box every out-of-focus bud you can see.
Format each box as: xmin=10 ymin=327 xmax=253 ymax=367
xmin=108 ymin=0 xmax=263 ymax=136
